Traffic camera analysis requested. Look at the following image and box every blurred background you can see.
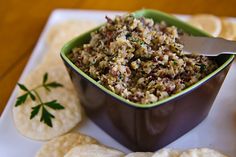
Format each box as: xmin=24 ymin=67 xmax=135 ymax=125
xmin=1 ymin=0 xmax=236 ymax=114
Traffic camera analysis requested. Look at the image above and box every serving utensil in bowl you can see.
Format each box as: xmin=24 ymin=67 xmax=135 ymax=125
xmin=181 ymin=35 xmax=236 ymax=56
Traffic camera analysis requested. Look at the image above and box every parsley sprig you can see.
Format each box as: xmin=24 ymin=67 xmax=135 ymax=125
xmin=15 ymin=73 xmax=64 ymax=127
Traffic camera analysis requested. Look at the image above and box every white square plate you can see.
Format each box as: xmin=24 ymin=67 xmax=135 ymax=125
xmin=0 ymin=9 xmax=235 ymax=157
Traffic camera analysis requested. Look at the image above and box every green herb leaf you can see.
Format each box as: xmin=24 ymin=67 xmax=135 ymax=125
xmin=125 ymin=33 xmax=131 ymax=38
xmin=15 ymin=72 xmax=65 ymax=128
xmin=46 ymin=82 xmax=63 ymax=88
xmin=15 ymin=93 xmax=28 ymax=107
xmin=45 ymin=100 xmax=65 ymax=110
xmin=29 ymin=92 xmax=36 ymax=101
xmin=30 ymin=105 xmax=41 ymax=119
xmin=40 ymin=107 xmax=55 ymax=127
xmin=43 ymin=73 xmax=48 ymax=84
xmin=17 ymin=83 xmax=29 ymax=92
xmin=173 ymin=60 xmax=178 ymax=65
xmin=200 ymin=64 xmax=206 ymax=72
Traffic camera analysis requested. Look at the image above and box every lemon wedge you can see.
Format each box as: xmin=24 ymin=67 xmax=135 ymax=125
xmin=187 ymin=14 xmax=222 ymax=37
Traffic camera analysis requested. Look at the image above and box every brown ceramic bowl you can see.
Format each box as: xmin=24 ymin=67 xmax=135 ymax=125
xmin=60 ymin=9 xmax=235 ymax=151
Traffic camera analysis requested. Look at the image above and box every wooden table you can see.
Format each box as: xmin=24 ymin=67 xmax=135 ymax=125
xmin=1 ymin=0 xmax=236 ymax=115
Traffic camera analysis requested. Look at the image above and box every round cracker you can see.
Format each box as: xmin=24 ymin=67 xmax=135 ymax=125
xmin=35 ymin=133 xmax=98 ymax=157
xmin=125 ymin=152 xmax=153 ymax=157
xmin=64 ymin=144 xmax=125 ymax=157
xmin=43 ymin=20 xmax=98 ymax=67
xmin=153 ymin=148 xmax=180 ymax=157
xmin=187 ymin=14 xmax=221 ymax=37
xmin=13 ymin=63 xmax=81 ymax=140
xmin=219 ymin=18 xmax=236 ymax=40
xmin=233 ymin=24 xmax=236 ymax=40
xmin=46 ymin=20 xmax=98 ymax=54
xmin=179 ymin=148 xmax=228 ymax=157
xmin=21 ymin=63 xmax=74 ymax=92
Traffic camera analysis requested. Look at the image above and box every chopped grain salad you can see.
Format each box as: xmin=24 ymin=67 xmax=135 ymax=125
xmin=69 ymin=14 xmax=218 ymax=104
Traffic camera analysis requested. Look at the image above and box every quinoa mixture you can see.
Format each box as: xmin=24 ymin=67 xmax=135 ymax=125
xmin=69 ymin=14 xmax=218 ymax=104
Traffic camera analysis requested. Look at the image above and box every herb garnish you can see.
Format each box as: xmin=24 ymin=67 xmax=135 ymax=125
xmin=15 ymin=73 xmax=64 ymax=127
xmin=200 ymin=64 xmax=206 ymax=72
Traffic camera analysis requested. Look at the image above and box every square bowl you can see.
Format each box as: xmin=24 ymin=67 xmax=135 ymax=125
xmin=60 ymin=9 xmax=234 ymax=151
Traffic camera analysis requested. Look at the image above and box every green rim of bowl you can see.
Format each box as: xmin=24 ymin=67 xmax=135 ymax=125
xmin=60 ymin=9 xmax=235 ymax=108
